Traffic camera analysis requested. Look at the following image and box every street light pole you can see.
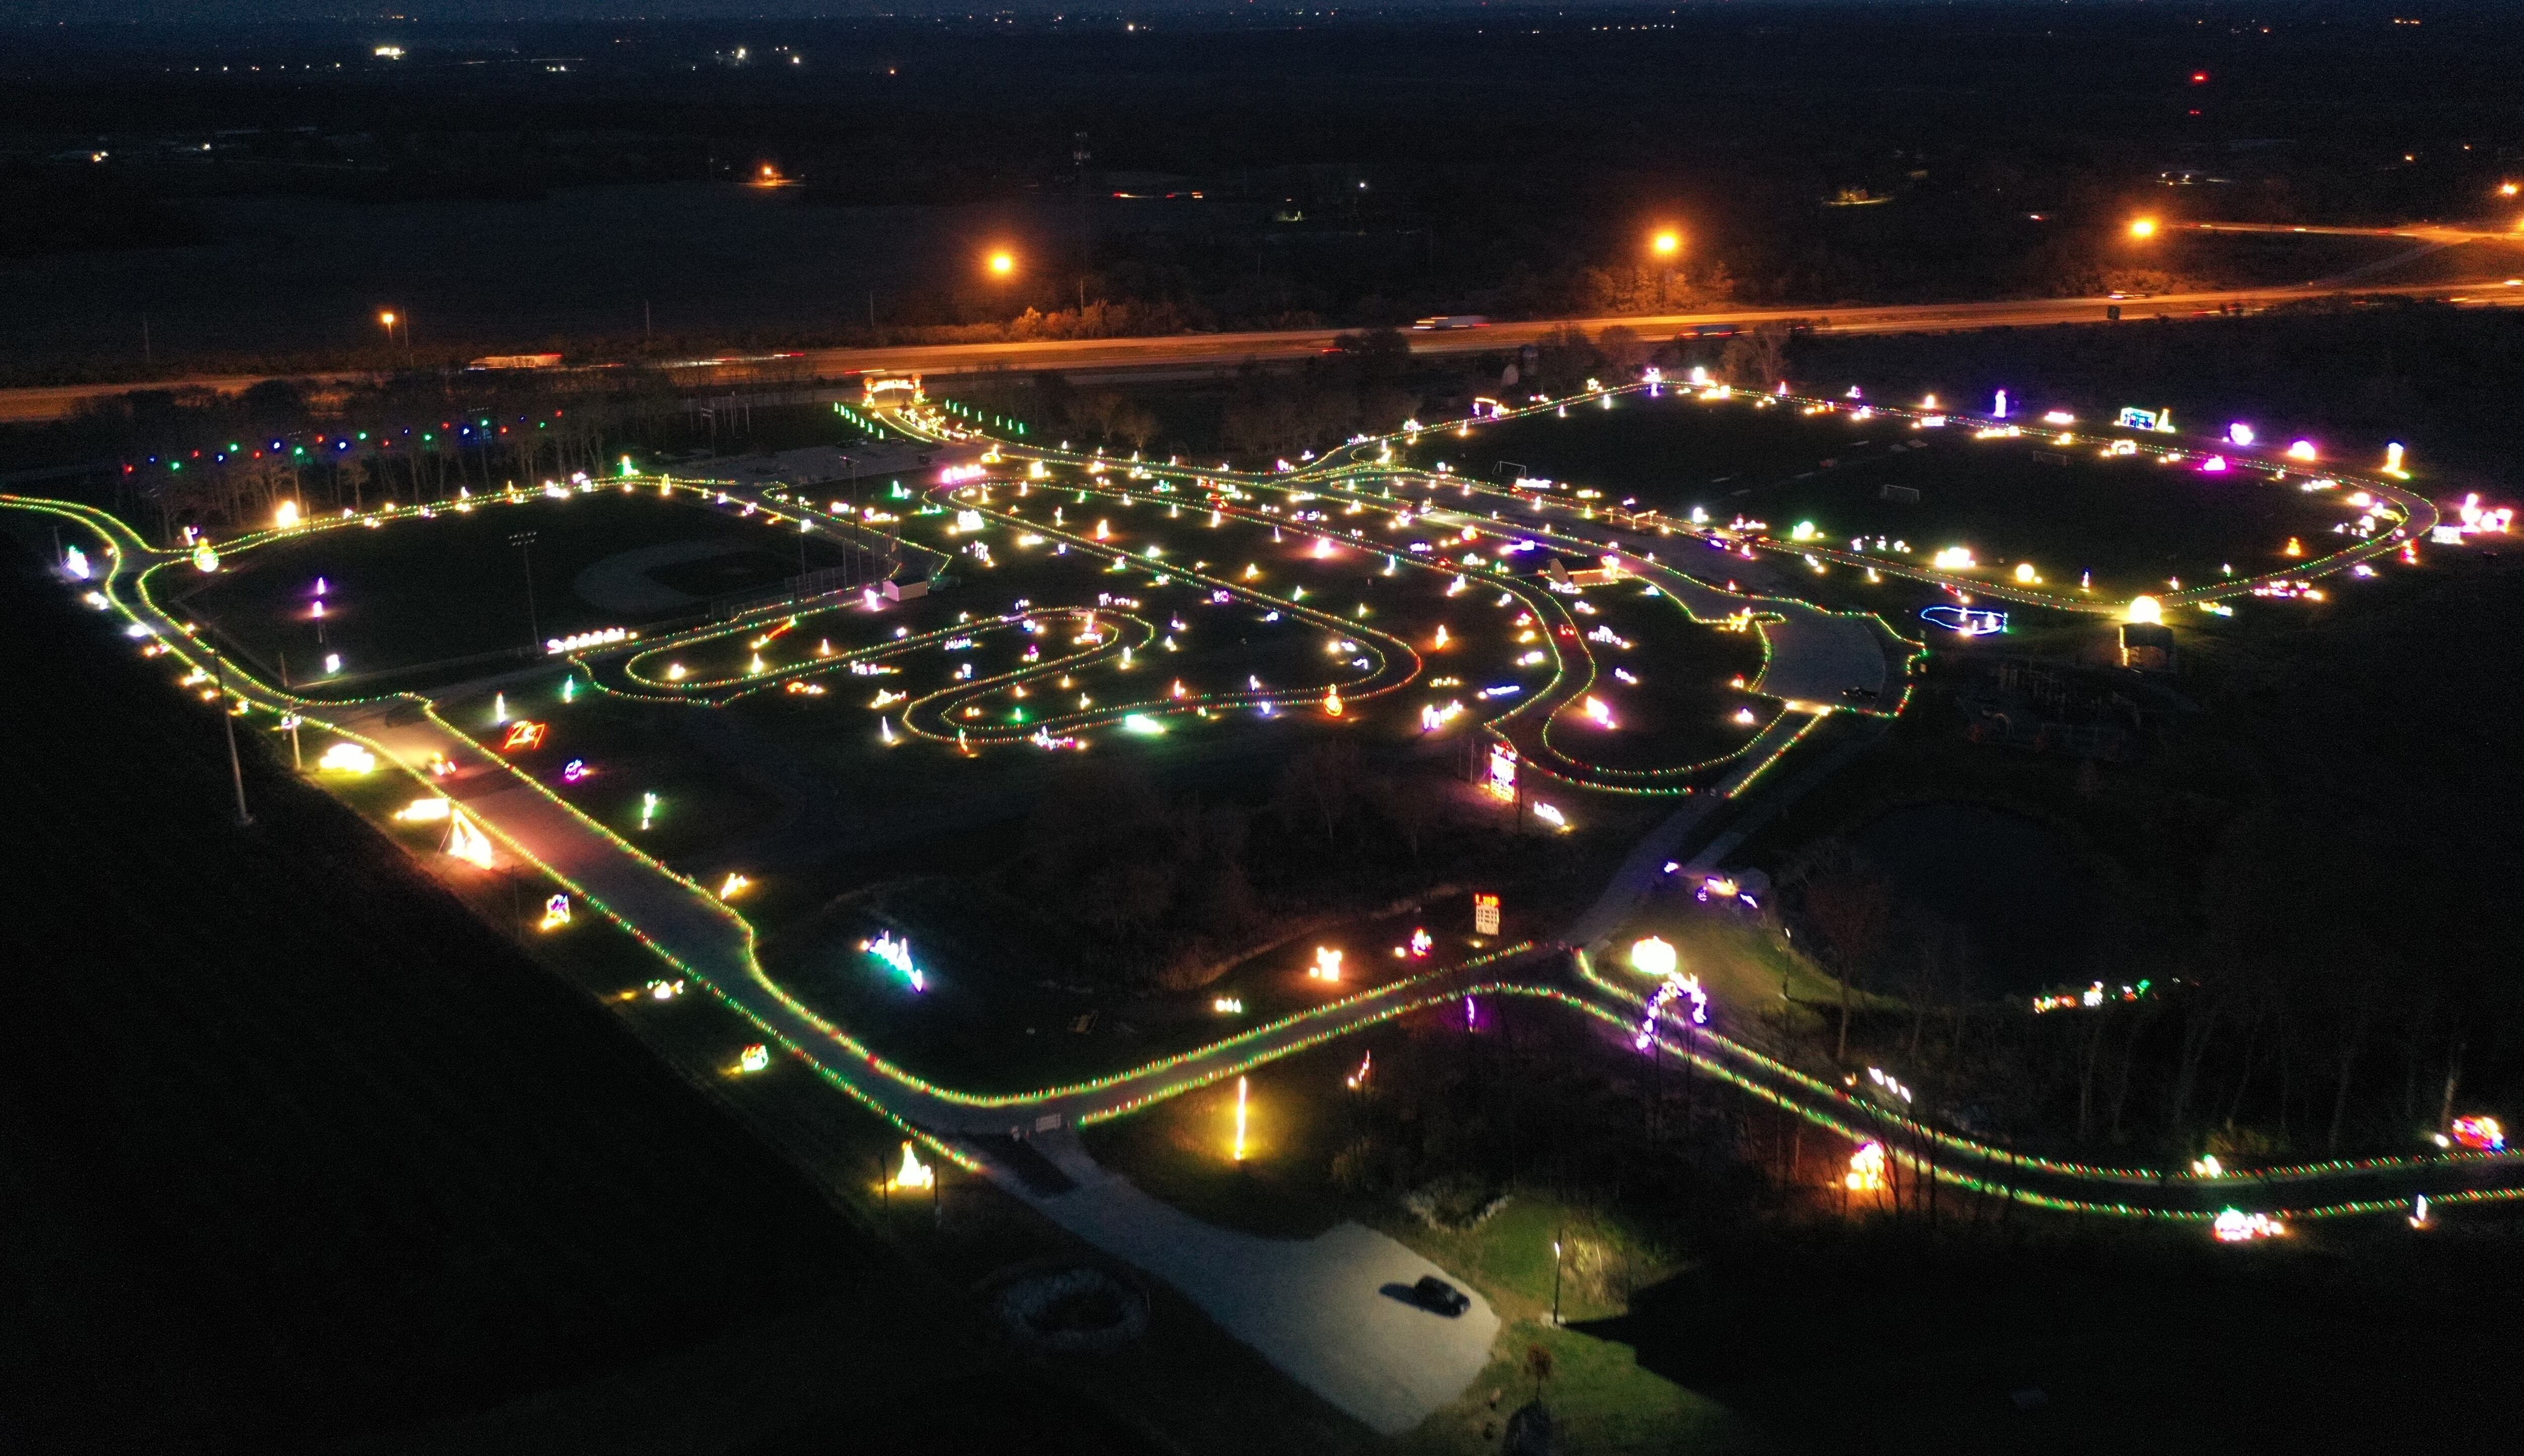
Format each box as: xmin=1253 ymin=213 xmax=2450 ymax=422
xmin=507 ymin=530 xmax=541 ymax=649
xmin=1551 ymin=1234 xmax=1564 ymax=1326
xmin=844 ymin=453 xmax=857 ymax=588
xmin=211 ymin=650 xmax=252 ymax=827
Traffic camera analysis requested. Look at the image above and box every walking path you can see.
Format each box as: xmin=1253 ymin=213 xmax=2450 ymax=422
xmin=6 ymin=403 xmax=2506 ymax=1428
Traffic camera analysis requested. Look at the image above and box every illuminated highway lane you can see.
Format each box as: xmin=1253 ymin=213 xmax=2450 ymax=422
xmin=1012 ymin=1131 xmax=1501 ymax=1435
xmin=14 ymin=274 xmax=2524 ymax=424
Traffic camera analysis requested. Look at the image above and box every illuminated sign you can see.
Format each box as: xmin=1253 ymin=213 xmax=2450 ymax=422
xmin=2116 ymin=406 xmax=2175 ymax=433
xmin=1485 ymin=742 xmax=1518 ymax=799
xmin=546 ymin=627 xmax=634 ymax=655
xmin=1919 ymin=604 xmax=2008 ymax=635
xmin=862 ymin=373 xmax=923 ymax=405
xmin=1473 ymin=893 xmax=1501 ymax=936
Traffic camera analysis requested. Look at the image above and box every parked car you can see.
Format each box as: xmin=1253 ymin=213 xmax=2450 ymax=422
xmin=1411 ymin=1276 xmax=1470 ymax=1316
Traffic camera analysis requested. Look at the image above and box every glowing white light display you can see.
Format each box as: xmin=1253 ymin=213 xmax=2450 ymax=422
xmin=865 ymin=930 xmax=926 ymax=991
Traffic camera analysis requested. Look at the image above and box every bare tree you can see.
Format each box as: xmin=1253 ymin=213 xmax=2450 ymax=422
xmin=1718 ymin=323 xmax=1791 ymax=390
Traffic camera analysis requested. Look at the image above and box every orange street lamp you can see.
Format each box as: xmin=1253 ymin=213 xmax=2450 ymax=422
xmin=986 ymin=249 xmax=1017 ymax=278
xmin=379 ymin=309 xmax=410 ymax=362
xmin=2500 ymin=182 xmax=2519 ymax=197
xmin=1648 ymin=229 xmax=1685 ymax=307
xmin=2128 ymin=218 xmax=2160 ymax=240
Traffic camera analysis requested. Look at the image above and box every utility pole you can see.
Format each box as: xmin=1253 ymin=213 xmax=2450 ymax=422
xmin=508 ymin=530 xmax=541 ymax=649
xmin=211 ymin=650 xmax=252 ymax=827
xmin=1550 ymin=1234 xmax=1564 ymax=1326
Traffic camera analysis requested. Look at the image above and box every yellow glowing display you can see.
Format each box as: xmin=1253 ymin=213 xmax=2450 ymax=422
xmin=445 ymin=807 xmax=496 ymax=869
xmin=1629 ymin=936 xmax=1678 ymax=979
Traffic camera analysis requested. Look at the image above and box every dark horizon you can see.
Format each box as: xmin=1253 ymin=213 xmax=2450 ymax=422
xmin=4 ymin=0 xmax=2509 ymax=28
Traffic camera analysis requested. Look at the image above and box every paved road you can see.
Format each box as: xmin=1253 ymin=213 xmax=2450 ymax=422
xmin=11 ymin=274 xmax=2524 ymax=424
xmin=1016 ymin=1130 xmax=1501 ymax=1436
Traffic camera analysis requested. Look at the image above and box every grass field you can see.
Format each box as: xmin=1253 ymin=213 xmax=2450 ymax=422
xmin=178 ymin=487 xmax=864 ymax=686
xmin=155 ymin=451 xmax=1745 ymax=1091
xmin=1443 ymin=389 xmax=2369 ymax=602
xmin=0 ymin=528 xmax=1427 ymax=1454
xmin=0 ymin=538 xmax=897 ymax=1450
xmin=1078 ymin=982 xmax=2524 ymax=1454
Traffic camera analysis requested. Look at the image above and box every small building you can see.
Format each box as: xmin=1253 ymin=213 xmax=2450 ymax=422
xmin=2119 ymin=622 xmax=2175 ymax=673
xmin=881 ymin=574 xmax=928 ymax=602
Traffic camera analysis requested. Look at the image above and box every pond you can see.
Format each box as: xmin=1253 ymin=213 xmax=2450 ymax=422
xmin=1851 ymin=801 xmax=2099 ymax=998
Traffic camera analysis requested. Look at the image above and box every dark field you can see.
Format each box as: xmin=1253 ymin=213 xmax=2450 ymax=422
xmin=0 ymin=535 xmax=1193 ymax=1454
xmin=1451 ymin=390 xmax=2365 ymax=599
xmin=182 ymin=487 xmax=861 ymax=686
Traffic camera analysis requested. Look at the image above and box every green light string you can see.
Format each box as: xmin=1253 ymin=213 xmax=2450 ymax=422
xmin=1571 ymin=951 xmax=2521 ymax=1190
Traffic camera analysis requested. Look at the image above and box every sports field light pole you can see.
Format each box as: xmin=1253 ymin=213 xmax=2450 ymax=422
xmin=211 ymin=649 xmax=252 ymax=827
xmin=507 ymin=530 xmax=541 ymax=650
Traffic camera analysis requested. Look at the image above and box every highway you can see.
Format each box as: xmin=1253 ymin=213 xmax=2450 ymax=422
xmin=9 ymin=272 xmax=2524 ymax=426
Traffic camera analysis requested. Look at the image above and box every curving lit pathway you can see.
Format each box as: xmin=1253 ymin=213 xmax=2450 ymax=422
xmin=6 ymin=385 xmax=2507 ymax=1426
